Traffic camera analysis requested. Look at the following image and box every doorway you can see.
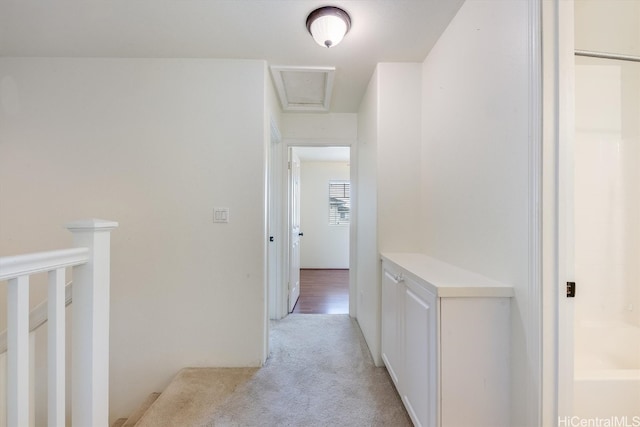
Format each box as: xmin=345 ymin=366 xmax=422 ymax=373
xmin=268 ymin=144 xmax=357 ymax=320
xmin=556 ymin=0 xmax=640 ymax=420
xmin=292 ymin=269 xmax=349 ymax=314
xmin=290 ymin=146 xmax=350 ymax=314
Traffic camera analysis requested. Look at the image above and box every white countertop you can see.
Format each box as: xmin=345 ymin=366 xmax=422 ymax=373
xmin=381 ymin=252 xmax=514 ymax=298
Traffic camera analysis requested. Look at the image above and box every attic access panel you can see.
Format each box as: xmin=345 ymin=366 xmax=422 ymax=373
xmin=270 ymin=66 xmax=335 ymax=112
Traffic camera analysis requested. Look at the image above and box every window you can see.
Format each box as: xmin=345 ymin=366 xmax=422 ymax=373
xmin=329 ymin=181 xmax=350 ymax=225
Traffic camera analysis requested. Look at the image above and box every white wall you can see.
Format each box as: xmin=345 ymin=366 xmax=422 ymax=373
xmin=574 ymin=0 xmax=640 ymax=56
xmin=377 ymin=63 xmax=422 ymax=253
xmin=355 ymin=63 xmax=422 ymax=367
xmin=282 ymin=113 xmax=357 ymax=142
xmin=356 ymin=68 xmax=380 ymax=364
xmin=299 ymin=161 xmax=350 ymax=269
xmin=573 ymin=63 xmax=640 ymax=328
xmin=0 ymin=57 xmax=272 ymax=424
xmin=356 ymin=0 xmax=534 ymax=422
xmin=420 ymin=1 xmax=530 ymax=425
xmin=573 ymin=0 xmax=640 ymax=329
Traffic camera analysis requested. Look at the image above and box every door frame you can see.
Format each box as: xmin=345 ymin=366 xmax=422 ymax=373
xmin=288 ymin=148 xmax=302 ymax=313
xmin=270 ymin=138 xmax=357 ymax=320
xmin=268 ymin=119 xmax=286 ymax=320
xmin=541 ymin=0 xmax=575 ymax=423
xmin=556 ymin=0 xmax=576 ymax=419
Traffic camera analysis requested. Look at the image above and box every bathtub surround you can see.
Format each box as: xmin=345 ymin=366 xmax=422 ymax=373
xmin=570 ymin=0 xmax=640 ymax=418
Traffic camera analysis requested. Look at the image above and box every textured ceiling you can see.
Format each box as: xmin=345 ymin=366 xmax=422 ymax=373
xmin=0 ymin=0 xmax=465 ymax=113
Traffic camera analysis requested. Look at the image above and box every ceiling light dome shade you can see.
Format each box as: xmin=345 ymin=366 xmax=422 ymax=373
xmin=306 ymin=6 xmax=351 ymax=48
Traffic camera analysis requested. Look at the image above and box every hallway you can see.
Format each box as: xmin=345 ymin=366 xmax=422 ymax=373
xmin=119 ymin=315 xmax=411 ymax=426
xmin=292 ymin=269 xmax=349 ymax=314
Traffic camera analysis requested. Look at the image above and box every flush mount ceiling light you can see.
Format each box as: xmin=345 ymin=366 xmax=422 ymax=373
xmin=306 ymin=6 xmax=351 ymax=48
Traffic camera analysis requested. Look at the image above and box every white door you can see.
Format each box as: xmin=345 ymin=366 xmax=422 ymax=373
xmin=288 ymin=150 xmax=302 ymax=312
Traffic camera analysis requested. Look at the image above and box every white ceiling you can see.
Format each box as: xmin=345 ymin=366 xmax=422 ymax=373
xmin=0 ymin=0 xmax=465 ymax=113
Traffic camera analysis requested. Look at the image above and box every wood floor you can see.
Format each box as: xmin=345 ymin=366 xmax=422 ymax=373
xmin=292 ymin=269 xmax=349 ymax=314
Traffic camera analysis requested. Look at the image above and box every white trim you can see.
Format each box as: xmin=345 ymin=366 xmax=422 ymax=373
xmin=69 ymin=220 xmax=117 ymax=426
xmin=8 ymin=276 xmax=29 ymax=427
xmin=283 ymin=137 xmax=356 ymax=147
xmin=268 ymin=118 xmax=286 ymax=320
xmin=557 ymin=0 xmax=576 ymax=418
xmin=270 ymin=66 xmax=335 ymax=112
xmin=541 ymin=0 xmax=561 ymax=424
xmin=270 ymin=117 xmax=282 ymax=143
xmin=65 ymin=218 xmax=118 ymax=231
xmin=48 ymin=269 xmax=66 ymax=426
xmin=527 ymin=1 xmax=543 ymax=426
xmin=348 ymin=142 xmax=358 ymax=318
xmin=541 ymin=0 xmax=576 ymax=423
xmin=281 ymin=139 xmax=357 ymax=319
xmin=0 ymin=248 xmax=89 ymax=281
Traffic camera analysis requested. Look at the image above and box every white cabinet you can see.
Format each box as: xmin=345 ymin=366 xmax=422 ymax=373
xmin=381 ymin=269 xmax=402 ymax=386
xmin=402 ymin=276 xmax=437 ymax=427
xmin=381 ymin=253 xmax=513 ymax=427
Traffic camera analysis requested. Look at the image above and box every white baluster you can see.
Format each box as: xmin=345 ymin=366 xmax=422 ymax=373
xmin=48 ymin=267 xmax=66 ymax=427
xmin=29 ymin=333 xmax=35 ymax=427
xmin=8 ymin=275 xmax=29 ymax=427
xmin=67 ymin=219 xmax=117 ymax=427
xmin=0 ymin=352 xmax=7 ymax=427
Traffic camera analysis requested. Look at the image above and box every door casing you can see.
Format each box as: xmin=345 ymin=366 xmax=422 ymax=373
xmin=269 ymin=139 xmax=357 ymax=320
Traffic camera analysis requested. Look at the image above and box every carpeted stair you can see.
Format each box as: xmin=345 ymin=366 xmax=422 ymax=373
xmin=111 ymin=392 xmax=161 ymax=427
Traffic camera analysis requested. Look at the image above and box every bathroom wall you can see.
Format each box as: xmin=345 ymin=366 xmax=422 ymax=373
xmin=574 ymin=0 xmax=640 ymax=327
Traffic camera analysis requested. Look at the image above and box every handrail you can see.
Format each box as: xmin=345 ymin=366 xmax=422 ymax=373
xmin=0 ymin=282 xmax=73 ymax=354
xmin=0 ymin=247 xmax=89 ymax=281
xmin=2 ymin=218 xmax=117 ymax=427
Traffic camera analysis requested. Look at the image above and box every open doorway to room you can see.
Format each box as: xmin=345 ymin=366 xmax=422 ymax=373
xmin=267 ymin=140 xmax=354 ymax=321
xmin=290 ymin=146 xmax=351 ymax=314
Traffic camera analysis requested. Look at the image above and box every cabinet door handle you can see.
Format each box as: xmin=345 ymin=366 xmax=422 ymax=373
xmin=394 ymin=273 xmax=404 ymax=283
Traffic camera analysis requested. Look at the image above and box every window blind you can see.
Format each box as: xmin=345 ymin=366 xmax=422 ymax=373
xmin=329 ymin=181 xmax=350 ymax=225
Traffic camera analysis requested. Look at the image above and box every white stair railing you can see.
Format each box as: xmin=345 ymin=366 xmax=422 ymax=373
xmin=0 ymin=219 xmax=118 ymax=427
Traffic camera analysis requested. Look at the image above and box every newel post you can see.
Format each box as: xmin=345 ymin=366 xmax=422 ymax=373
xmin=66 ymin=219 xmax=118 ymax=427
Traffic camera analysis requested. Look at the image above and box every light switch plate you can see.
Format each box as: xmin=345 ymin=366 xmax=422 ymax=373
xmin=213 ymin=207 xmax=229 ymax=223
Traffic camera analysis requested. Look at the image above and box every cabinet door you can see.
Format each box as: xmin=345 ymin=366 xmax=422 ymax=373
xmin=381 ymin=266 xmax=402 ymax=387
xmin=403 ymin=277 xmax=437 ymax=427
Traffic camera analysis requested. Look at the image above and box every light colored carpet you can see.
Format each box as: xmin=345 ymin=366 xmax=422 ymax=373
xmin=137 ymin=314 xmax=411 ymax=427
